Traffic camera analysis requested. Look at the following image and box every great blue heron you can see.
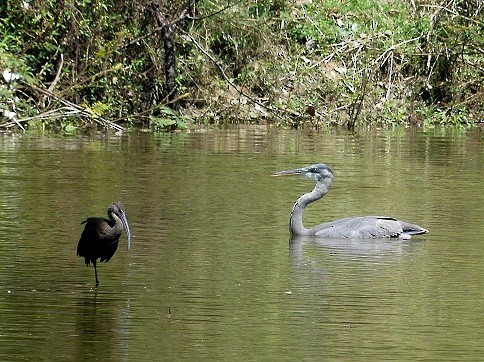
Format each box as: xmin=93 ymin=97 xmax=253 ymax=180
xmin=273 ymin=163 xmax=428 ymax=238
xmin=77 ymin=202 xmax=131 ymax=285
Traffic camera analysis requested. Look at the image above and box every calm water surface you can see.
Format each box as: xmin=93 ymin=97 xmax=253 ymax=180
xmin=0 ymin=126 xmax=482 ymax=360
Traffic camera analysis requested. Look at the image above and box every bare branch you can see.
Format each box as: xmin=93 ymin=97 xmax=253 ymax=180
xmin=14 ymin=81 xmax=125 ymax=131
xmin=183 ymin=32 xmax=287 ymax=121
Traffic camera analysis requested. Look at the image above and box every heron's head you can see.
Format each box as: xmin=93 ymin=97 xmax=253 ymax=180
xmin=272 ymin=163 xmax=334 ymax=182
xmin=108 ymin=202 xmax=132 ymax=250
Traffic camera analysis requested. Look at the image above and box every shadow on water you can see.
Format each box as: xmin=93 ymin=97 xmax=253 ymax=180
xmin=288 ymin=235 xmax=426 ymax=275
xmin=289 ymin=235 xmax=424 ymax=259
xmin=74 ymin=288 xmax=129 ymax=360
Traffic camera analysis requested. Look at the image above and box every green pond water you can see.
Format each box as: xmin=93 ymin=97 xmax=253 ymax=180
xmin=0 ymin=125 xmax=482 ymax=360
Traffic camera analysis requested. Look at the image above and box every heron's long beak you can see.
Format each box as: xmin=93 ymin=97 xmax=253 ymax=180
xmin=272 ymin=167 xmax=307 ymax=177
xmin=120 ymin=211 xmax=131 ymax=250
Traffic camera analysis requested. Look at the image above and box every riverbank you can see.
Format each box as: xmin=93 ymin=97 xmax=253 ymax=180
xmin=1 ymin=1 xmax=482 ymax=131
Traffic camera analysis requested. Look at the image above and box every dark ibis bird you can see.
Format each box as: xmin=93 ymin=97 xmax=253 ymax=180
xmin=273 ymin=163 xmax=428 ymax=238
xmin=77 ymin=202 xmax=131 ymax=285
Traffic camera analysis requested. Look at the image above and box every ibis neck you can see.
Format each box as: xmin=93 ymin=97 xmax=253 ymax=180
xmin=109 ymin=213 xmax=123 ymax=234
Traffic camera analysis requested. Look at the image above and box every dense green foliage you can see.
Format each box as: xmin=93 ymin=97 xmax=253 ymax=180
xmin=0 ymin=0 xmax=482 ymax=130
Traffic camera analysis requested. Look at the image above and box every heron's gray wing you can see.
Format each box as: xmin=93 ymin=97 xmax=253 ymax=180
xmin=312 ymin=216 xmax=404 ymax=238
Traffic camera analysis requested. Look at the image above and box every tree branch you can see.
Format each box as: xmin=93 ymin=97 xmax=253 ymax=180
xmin=183 ymin=32 xmax=287 ymax=121
xmin=15 ymin=81 xmax=125 ymax=131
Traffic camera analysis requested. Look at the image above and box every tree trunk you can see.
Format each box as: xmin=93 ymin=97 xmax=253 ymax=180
xmin=162 ymin=24 xmax=178 ymax=111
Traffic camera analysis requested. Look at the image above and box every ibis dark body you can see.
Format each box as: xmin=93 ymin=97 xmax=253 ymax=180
xmin=273 ymin=163 xmax=428 ymax=239
xmin=77 ymin=202 xmax=131 ymax=285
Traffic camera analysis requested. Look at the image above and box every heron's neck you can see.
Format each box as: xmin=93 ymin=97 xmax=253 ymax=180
xmin=289 ymin=180 xmax=331 ymax=236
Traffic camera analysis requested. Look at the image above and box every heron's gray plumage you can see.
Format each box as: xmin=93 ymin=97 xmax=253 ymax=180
xmin=273 ymin=163 xmax=428 ymax=239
